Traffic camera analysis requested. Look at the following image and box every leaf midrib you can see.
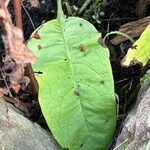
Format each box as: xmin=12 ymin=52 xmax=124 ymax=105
xmin=58 ymin=19 xmax=91 ymax=140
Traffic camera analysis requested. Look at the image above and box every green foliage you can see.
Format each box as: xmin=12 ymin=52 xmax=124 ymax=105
xmin=140 ymin=70 xmax=150 ymax=84
xmin=28 ymin=0 xmax=116 ymax=149
xmin=122 ymin=25 xmax=150 ymax=67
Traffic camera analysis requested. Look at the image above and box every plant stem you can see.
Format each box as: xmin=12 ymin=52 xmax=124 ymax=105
xmin=78 ymin=0 xmax=92 ymax=15
xmin=103 ymin=31 xmax=135 ymax=45
xmin=57 ymin=0 xmax=65 ymax=22
xmin=13 ymin=0 xmax=22 ymax=30
xmin=21 ymin=3 xmax=35 ymax=30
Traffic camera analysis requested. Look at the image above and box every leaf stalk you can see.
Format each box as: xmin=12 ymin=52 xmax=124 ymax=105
xmin=57 ymin=0 xmax=65 ymax=22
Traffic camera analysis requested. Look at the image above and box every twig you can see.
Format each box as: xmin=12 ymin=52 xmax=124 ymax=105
xmin=13 ymin=0 xmax=38 ymax=97
xmin=13 ymin=0 xmax=22 ymax=29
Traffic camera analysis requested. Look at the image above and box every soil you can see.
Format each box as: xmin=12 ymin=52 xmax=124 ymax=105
xmin=0 ymin=0 xmax=150 ymax=148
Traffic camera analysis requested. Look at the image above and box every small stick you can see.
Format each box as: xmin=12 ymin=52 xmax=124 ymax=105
xmin=13 ymin=0 xmax=22 ymax=29
xmin=13 ymin=0 xmax=38 ymax=97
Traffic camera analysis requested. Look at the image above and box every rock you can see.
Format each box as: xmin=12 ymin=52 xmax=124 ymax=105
xmin=0 ymin=98 xmax=61 ymax=150
xmin=115 ymin=81 xmax=150 ymax=150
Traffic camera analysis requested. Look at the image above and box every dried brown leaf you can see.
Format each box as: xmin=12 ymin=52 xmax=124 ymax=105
xmin=0 ymin=0 xmax=36 ymax=86
xmin=0 ymin=1 xmax=36 ymax=64
xmin=0 ymin=88 xmax=4 ymax=97
xmin=8 ymin=64 xmax=25 ymax=84
xmin=9 ymin=83 xmax=21 ymax=93
xmin=22 ymin=76 xmax=30 ymax=90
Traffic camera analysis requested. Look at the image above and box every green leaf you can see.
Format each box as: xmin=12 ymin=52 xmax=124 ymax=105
xmin=27 ymin=1 xmax=116 ymax=149
xmin=122 ymin=25 xmax=150 ymax=67
xmin=140 ymin=69 xmax=150 ymax=84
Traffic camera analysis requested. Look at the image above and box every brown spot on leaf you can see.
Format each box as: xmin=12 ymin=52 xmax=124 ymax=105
xmin=79 ymin=44 xmax=85 ymax=52
xmin=129 ymin=58 xmax=142 ymax=66
xmin=131 ymin=45 xmax=137 ymax=49
xmin=32 ymin=31 xmax=41 ymax=39
xmin=74 ymin=91 xmax=80 ymax=96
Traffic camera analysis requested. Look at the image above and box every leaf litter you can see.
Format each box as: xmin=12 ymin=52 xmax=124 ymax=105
xmin=0 ymin=0 xmax=36 ymax=93
xmin=0 ymin=0 xmax=40 ymax=120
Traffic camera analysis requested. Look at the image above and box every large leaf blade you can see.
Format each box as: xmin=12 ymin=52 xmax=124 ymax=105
xmin=28 ymin=17 xmax=116 ymax=150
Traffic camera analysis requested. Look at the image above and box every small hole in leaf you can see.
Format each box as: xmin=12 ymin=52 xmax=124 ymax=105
xmin=64 ymin=58 xmax=67 ymax=61
xmin=34 ymin=71 xmax=43 ymax=74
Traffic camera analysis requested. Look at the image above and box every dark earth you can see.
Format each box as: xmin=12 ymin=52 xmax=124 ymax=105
xmin=0 ymin=0 xmax=150 ymax=149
